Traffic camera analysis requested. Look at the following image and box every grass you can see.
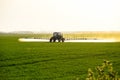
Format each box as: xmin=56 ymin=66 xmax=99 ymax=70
xmin=0 ymin=34 xmax=120 ymax=80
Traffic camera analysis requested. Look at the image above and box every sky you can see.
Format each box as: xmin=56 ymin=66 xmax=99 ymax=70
xmin=0 ymin=0 xmax=120 ymax=32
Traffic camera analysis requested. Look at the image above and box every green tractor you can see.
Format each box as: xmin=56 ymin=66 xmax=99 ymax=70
xmin=50 ymin=32 xmax=65 ymax=42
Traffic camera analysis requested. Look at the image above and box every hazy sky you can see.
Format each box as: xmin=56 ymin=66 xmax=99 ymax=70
xmin=0 ymin=0 xmax=120 ymax=32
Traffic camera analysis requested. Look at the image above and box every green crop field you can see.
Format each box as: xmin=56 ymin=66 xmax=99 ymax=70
xmin=0 ymin=34 xmax=120 ymax=80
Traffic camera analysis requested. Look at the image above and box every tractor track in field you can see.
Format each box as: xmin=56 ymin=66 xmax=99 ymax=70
xmin=0 ymin=54 xmax=91 ymax=68
xmin=0 ymin=58 xmax=55 ymax=67
xmin=0 ymin=56 xmax=83 ymax=67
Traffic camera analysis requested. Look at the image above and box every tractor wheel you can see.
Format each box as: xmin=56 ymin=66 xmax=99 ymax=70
xmin=53 ymin=38 xmax=56 ymax=42
xmin=58 ymin=39 xmax=61 ymax=42
xmin=62 ymin=38 xmax=65 ymax=42
xmin=50 ymin=37 xmax=53 ymax=42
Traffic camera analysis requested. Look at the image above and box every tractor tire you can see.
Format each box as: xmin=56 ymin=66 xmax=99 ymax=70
xmin=53 ymin=39 xmax=56 ymax=42
xmin=50 ymin=37 xmax=53 ymax=42
xmin=62 ymin=38 xmax=65 ymax=42
xmin=58 ymin=39 xmax=61 ymax=42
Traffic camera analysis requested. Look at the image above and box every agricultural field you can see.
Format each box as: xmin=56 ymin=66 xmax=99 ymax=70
xmin=0 ymin=34 xmax=120 ymax=80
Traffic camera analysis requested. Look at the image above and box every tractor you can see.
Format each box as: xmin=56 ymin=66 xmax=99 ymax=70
xmin=49 ymin=32 xmax=65 ymax=42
